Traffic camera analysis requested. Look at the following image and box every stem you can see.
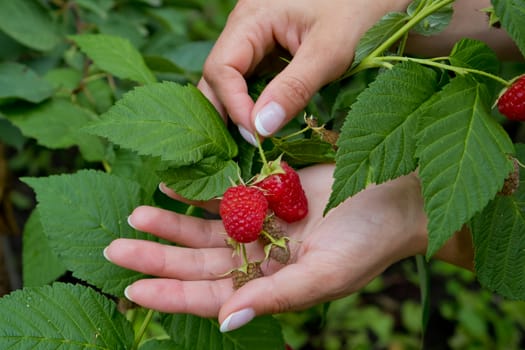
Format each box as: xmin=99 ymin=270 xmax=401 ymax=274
xmin=185 ymin=205 xmax=196 ymax=216
xmin=255 ymin=134 xmax=269 ymax=167
xmin=132 ymin=309 xmax=155 ymax=350
xmin=375 ymin=55 xmax=510 ymax=86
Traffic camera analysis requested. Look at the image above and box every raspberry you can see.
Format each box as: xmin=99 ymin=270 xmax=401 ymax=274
xmin=231 ymin=262 xmax=264 ymax=289
xmin=260 ymin=216 xmax=290 ymax=264
xmin=497 ymin=75 xmax=525 ymax=121
xmin=219 ymin=185 xmax=268 ymax=243
xmin=258 ymin=161 xmax=308 ymax=223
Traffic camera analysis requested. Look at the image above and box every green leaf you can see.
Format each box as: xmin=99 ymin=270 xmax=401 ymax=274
xmin=22 ymin=209 xmax=67 ymax=287
xmin=267 ymin=137 xmax=337 ymax=167
xmin=5 ymin=98 xmax=106 ymax=162
xmin=352 ymin=12 xmax=408 ymax=69
xmin=407 ymin=0 xmax=453 ymax=36
xmin=22 ymin=170 xmax=152 ymax=296
xmin=327 ymin=62 xmax=439 ymax=213
xmin=0 ymin=62 xmax=55 ymax=103
xmin=162 ymin=314 xmax=285 ymax=350
xmin=0 ymin=116 xmax=25 ymax=150
xmin=416 ymin=77 xmax=515 ymax=258
xmin=140 ymin=339 xmax=183 ymax=350
xmin=70 ymin=34 xmax=156 ymax=84
xmin=159 ymin=157 xmax=240 ymax=201
xmin=471 ymin=143 xmax=525 ymax=299
xmin=0 ymin=0 xmax=61 ymax=51
xmin=0 ymin=283 xmax=134 ymax=349
xmin=85 ymin=82 xmax=237 ymax=164
xmin=449 ymin=38 xmax=500 ymax=75
xmin=492 ymin=0 xmax=525 ymax=57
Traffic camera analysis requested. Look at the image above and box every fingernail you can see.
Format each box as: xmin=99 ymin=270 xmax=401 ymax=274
xmin=158 ymin=182 xmax=168 ymax=195
xmin=219 ymin=308 xmax=256 ymax=333
xmin=238 ymin=125 xmax=257 ymax=146
xmin=124 ymin=286 xmax=135 ymax=302
xmin=127 ymin=215 xmax=137 ymax=230
xmin=102 ymin=247 xmax=112 ymax=262
xmin=255 ymin=101 xmax=285 ymax=136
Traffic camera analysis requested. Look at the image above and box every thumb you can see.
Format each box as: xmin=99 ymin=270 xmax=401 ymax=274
xmin=218 ymin=261 xmax=332 ymax=333
xmin=252 ymin=32 xmax=352 ymax=137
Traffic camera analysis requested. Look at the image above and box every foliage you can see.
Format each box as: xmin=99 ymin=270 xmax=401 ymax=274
xmin=0 ymin=0 xmax=524 ymax=348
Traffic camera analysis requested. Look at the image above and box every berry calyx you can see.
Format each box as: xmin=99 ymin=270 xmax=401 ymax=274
xmin=231 ymin=262 xmax=264 ymax=290
xmin=219 ymin=185 xmax=268 ymax=243
xmin=497 ymin=75 xmax=525 ymax=121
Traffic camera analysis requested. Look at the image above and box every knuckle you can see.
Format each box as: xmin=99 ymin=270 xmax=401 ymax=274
xmin=279 ymin=75 xmax=312 ymax=108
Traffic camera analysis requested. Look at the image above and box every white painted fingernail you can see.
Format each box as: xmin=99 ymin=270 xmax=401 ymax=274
xmin=255 ymin=101 xmax=285 ymax=136
xmin=102 ymin=247 xmax=112 ymax=262
xmin=219 ymin=308 xmax=256 ymax=333
xmin=127 ymin=215 xmax=137 ymax=230
xmin=238 ymin=125 xmax=257 ymax=146
xmin=124 ymin=286 xmax=135 ymax=302
xmin=158 ymin=182 xmax=169 ymax=195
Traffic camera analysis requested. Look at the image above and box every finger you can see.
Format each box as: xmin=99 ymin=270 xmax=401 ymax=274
xmin=218 ymin=255 xmax=347 ymax=332
xmin=252 ymin=27 xmax=354 ymax=137
xmin=197 ymin=77 xmax=227 ymax=120
xmin=128 ymin=205 xmax=227 ymax=248
xmin=124 ymin=278 xmax=233 ymax=318
xmin=104 ymin=239 xmax=239 ymax=280
xmin=159 ymin=182 xmax=220 ymax=214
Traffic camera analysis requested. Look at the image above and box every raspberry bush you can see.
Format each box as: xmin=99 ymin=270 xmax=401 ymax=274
xmin=0 ymin=0 xmax=524 ymax=348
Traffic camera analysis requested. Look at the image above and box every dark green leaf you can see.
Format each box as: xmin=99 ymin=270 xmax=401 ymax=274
xmin=268 ymin=137 xmax=336 ymax=167
xmin=0 ymin=62 xmax=55 ymax=103
xmin=492 ymin=0 xmax=525 ymax=57
xmin=449 ymin=38 xmax=500 ymax=75
xmin=0 ymin=0 xmax=61 ymax=51
xmin=22 ymin=170 xmax=152 ymax=296
xmin=327 ymin=62 xmax=439 ymax=213
xmin=162 ymin=314 xmax=285 ymax=350
xmin=0 ymin=283 xmax=134 ymax=349
xmin=22 ymin=209 xmax=67 ymax=287
xmin=70 ymin=34 xmax=156 ymax=84
xmin=159 ymin=157 xmax=240 ymax=200
xmin=407 ymin=0 xmax=453 ymax=36
xmin=85 ymin=82 xmax=237 ymax=164
xmin=416 ymin=77 xmax=515 ymax=257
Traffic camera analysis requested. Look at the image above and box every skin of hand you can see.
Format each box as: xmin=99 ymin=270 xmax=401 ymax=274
xmin=197 ymin=0 xmax=412 ymax=144
xmin=103 ymin=164 xmax=474 ymax=332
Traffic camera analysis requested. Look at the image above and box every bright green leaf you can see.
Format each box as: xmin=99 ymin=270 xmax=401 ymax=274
xmin=5 ymin=98 xmax=106 ymax=162
xmin=22 ymin=209 xmax=67 ymax=287
xmin=0 ymin=283 xmax=134 ymax=349
xmin=416 ymin=77 xmax=515 ymax=257
xmin=471 ymin=143 xmax=525 ymax=300
xmin=85 ymin=82 xmax=237 ymax=164
xmin=70 ymin=34 xmax=156 ymax=84
xmin=492 ymin=0 xmax=525 ymax=57
xmin=162 ymin=314 xmax=285 ymax=350
xmin=22 ymin=170 xmax=152 ymax=296
xmin=159 ymin=157 xmax=240 ymax=201
xmin=0 ymin=62 xmax=55 ymax=103
xmin=0 ymin=0 xmax=61 ymax=51
xmin=327 ymin=62 xmax=439 ymax=213
xmin=267 ymin=137 xmax=337 ymax=167
xmin=449 ymin=38 xmax=500 ymax=75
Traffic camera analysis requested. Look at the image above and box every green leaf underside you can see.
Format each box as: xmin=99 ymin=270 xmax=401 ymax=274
xmin=492 ymin=0 xmax=525 ymax=57
xmin=327 ymin=62 xmax=439 ymax=213
xmin=0 ymin=62 xmax=55 ymax=103
xmin=70 ymin=34 xmax=156 ymax=84
xmin=0 ymin=283 xmax=134 ymax=349
xmin=352 ymin=12 xmax=408 ymax=69
xmin=85 ymin=82 xmax=237 ymax=164
xmin=0 ymin=0 xmax=60 ymax=51
xmin=160 ymin=157 xmax=239 ymax=201
xmin=5 ymin=98 xmax=106 ymax=162
xmin=407 ymin=0 xmax=453 ymax=36
xmin=162 ymin=314 xmax=285 ymax=350
xmin=22 ymin=170 xmax=152 ymax=297
xmin=416 ymin=76 xmax=515 ymax=258
xmin=267 ymin=138 xmax=336 ymax=167
xmin=22 ymin=209 xmax=66 ymax=287
xmin=471 ymin=143 xmax=525 ymax=300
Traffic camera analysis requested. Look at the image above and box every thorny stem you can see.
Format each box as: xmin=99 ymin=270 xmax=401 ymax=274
xmin=132 ymin=309 xmax=155 ymax=350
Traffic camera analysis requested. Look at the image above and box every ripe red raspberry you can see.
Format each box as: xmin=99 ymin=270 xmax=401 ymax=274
xmin=497 ymin=75 xmax=525 ymax=121
xmin=257 ymin=162 xmax=308 ymax=223
xmin=219 ymin=185 xmax=268 ymax=243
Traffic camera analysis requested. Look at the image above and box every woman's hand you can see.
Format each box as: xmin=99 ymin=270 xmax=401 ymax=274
xmin=104 ymin=164 xmax=434 ymax=332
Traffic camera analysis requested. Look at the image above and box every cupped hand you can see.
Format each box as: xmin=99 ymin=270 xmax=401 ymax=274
xmin=104 ymin=164 xmax=428 ymax=332
xmin=198 ymin=0 xmax=411 ymax=144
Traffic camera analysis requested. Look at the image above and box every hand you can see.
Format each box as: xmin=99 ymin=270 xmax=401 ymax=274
xmin=198 ymin=0 xmax=412 ymax=144
xmin=103 ymin=164 xmax=432 ymax=332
